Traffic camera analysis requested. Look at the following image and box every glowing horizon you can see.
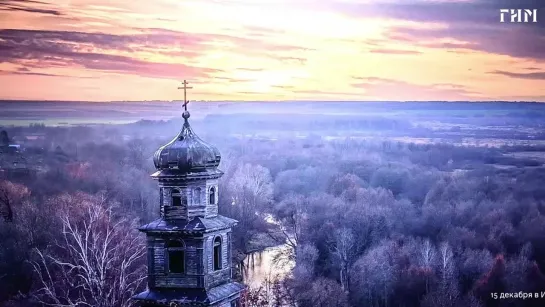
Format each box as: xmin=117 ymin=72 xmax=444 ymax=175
xmin=0 ymin=0 xmax=544 ymax=102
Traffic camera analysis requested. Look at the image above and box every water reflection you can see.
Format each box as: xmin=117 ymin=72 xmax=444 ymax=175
xmin=241 ymin=244 xmax=294 ymax=288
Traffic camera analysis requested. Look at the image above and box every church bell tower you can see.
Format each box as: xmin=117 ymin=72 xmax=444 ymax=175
xmin=133 ymin=81 xmax=245 ymax=307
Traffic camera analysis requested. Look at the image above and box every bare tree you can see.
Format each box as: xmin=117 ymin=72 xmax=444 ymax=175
xmin=31 ymin=194 xmax=146 ymax=307
xmin=304 ymin=278 xmax=349 ymax=307
xmin=230 ymin=163 xmax=274 ymax=210
xmin=438 ymin=242 xmax=458 ymax=297
xmin=125 ymin=138 xmax=148 ymax=169
xmin=420 ymin=239 xmax=436 ymax=268
xmin=225 ymin=163 xmax=273 ymax=253
xmin=351 ymin=241 xmax=396 ymax=307
xmin=419 ymin=239 xmax=436 ymax=293
xmin=245 ymin=276 xmax=297 ymax=307
xmin=271 ymin=193 xmax=307 ymax=263
xmin=246 ymin=285 xmax=271 ymax=307
xmin=0 ymin=184 xmax=14 ymax=222
xmin=0 ymin=180 xmax=30 ymax=222
xmin=293 ymin=244 xmax=318 ymax=285
xmin=423 ymin=242 xmax=459 ymax=307
xmin=330 ymin=227 xmax=356 ymax=291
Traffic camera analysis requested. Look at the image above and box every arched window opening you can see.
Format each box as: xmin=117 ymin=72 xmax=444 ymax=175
xmin=209 ymin=186 xmax=216 ymax=205
xmin=213 ymin=236 xmax=222 ymax=271
xmin=172 ymin=189 xmax=182 ymax=206
xmin=194 ymin=187 xmax=202 ymax=205
xmin=167 ymin=240 xmax=185 ymax=274
xmin=160 ymin=187 xmax=164 ymax=203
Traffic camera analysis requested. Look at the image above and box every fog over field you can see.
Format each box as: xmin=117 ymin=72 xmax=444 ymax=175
xmin=1 ymin=100 xmax=545 ymax=307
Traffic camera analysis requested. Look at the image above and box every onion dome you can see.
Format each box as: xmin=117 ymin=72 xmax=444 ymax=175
xmin=153 ymin=110 xmax=220 ymax=173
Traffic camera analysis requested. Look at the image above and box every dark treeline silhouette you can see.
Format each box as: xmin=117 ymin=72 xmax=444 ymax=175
xmin=0 ymin=110 xmax=545 ymax=307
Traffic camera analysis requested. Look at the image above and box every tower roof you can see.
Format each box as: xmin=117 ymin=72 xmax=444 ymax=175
xmin=152 ymin=80 xmax=220 ymax=174
xmin=153 ymin=111 xmax=220 ymax=173
xmin=138 ymin=215 xmax=238 ymax=234
xmin=133 ymin=282 xmax=246 ymax=306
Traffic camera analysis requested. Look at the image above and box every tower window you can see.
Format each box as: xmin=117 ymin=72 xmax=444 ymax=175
xmin=194 ymin=187 xmax=201 ymax=205
xmin=213 ymin=236 xmax=222 ymax=271
xmin=172 ymin=189 xmax=181 ymax=206
xmin=160 ymin=188 xmax=164 ymax=206
xmin=171 ymin=189 xmax=187 ymax=206
xmin=167 ymin=240 xmax=185 ymax=274
xmin=209 ymin=186 xmax=216 ymax=205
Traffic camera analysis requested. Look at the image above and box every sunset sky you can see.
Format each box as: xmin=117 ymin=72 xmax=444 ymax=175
xmin=0 ymin=0 xmax=544 ymax=102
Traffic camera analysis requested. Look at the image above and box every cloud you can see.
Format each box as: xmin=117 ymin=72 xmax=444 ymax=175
xmin=0 ymin=28 xmax=207 ymax=56
xmin=388 ymin=24 xmax=545 ymax=60
xmin=0 ymin=27 xmax=312 ymax=75
xmin=0 ymin=29 xmax=222 ymax=79
xmin=243 ymin=25 xmax=287 ymax=37
xmin=0 ymin=0 xmax=62 ymax=16
xmin=4 ymin=0 xmax=50 ymax=4
xmin=352 ymin=76 xmax=480 ymax=100
xmin=236 ymin=91 xmax=264 ymax=95
xmin=292 ymin=89 xmax=361 ymax=96
xmin=222 ymin=36 xmax=311 ymax=53
xmin=272 ymin=85 xmax=295 ymax=89
xmin=326 ymin=0 xmax=545 ymax=61
xmin=236 ymin=68 xmax=264 ymax=72
xmin=276 ymin=56 xmax=307 ymax=64
xmin=328 ymin=0 xmax=544 ymax=25
xmin=369 ymin=48 xmax=422 ymax=55
xmin=214 ymin=76 xmax=255 ymax=83
xmin=490 ymin=70 xmax=545 ymax=80
xmin=502 ymin=94 xmax=545 ymax=101
xmin=0 ymin=68 xmax=96 ymax=78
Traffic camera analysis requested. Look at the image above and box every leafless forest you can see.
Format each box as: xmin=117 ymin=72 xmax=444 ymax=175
xmin=1 ymin=101 xmax=545 ymax=307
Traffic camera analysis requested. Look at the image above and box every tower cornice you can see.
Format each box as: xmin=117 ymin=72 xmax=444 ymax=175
xmin=139 ymin=215 xmax=238 ymax=234
xmin=150 ymin=169 xmax=224 ymax=181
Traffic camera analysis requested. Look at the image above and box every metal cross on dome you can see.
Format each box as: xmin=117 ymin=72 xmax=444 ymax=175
xmin=178 ymin=80 xmax=193 ymax=111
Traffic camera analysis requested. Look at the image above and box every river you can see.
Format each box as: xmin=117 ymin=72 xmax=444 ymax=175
xmin=241 ymin=243 xmax=294 ymax=288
